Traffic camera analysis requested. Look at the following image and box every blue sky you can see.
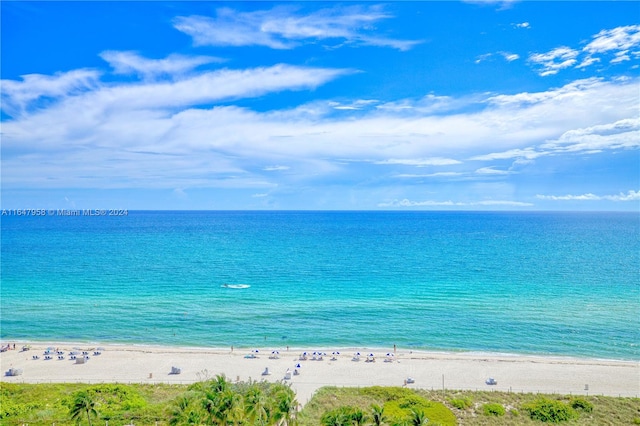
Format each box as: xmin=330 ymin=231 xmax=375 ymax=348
xmin=1 ymin=1 xmax=639 ymax=210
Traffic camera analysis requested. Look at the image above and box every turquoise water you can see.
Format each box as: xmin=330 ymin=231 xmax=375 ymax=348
xmin=1 ymin=211 xmax=638 ymax=360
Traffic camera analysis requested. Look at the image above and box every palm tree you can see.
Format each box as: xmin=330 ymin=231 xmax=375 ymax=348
xmin=203 ymin=388 xmax=242 ymax=425
xmin=408 ymin=409 xmax=429 ymax=426
xmin=69 ymin=391 xmax=98 ymax=426
xmin=271 ymin=385 xmax=298 ymax=426
xmin=370 ymin=404 xmax=386 ymax=426
xmin=350 ymin=407 xmax=366 ymax=426
xmin=169 ymin=392 xmax=203 ymax=425
xmin=245 ymin=385 xmax=269 ymax=425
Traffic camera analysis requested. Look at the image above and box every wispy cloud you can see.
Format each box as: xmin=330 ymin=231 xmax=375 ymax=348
xmin=2 ymin=61 xmax=637 ymax=200
xmin=529 ymin=25 xmax=640 ymax=76
xmin=378 ymin=198 xmax=533 ymax=207
xmin=583 ymin=25 xmax=640 ymax=55
xmin=537 ymin=190 xmax=639 ymax=202
xmin=375 ymin=158 xmax=461 ymax=167
xmin=1 ymin=64 xmax=352 ymax=119
xmin=475 ymin=51 xmax=519 ymax=64
xmin=99 ymin=51 xmax=224 ymax=80
xmin=528 ymin=47 xmax=579 ymax=76
xmin=1 ymin=69 xmax=100 ymax=116
xmin=173 ymin=5 xmax=422 ymax=51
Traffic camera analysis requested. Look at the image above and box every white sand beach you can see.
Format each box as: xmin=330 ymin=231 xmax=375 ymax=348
xmin=1 ymin=343 xmax=638 ymax=404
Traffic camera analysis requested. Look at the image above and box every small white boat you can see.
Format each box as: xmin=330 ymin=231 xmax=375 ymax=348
xmin=221 ymin=284 xmax=250 ymax=289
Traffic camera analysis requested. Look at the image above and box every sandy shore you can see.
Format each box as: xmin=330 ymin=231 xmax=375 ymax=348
xmin=1 ymin=343 xmax=638 ymax=404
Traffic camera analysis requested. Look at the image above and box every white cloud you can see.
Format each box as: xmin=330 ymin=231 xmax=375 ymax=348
xmin=2 ymin=65 xmax=637 ymax=194
xmin=528 ymin=25 xmax=640 ymax=75
xmin=2 ymin=64 xmax=352 ymax=120
xmin=501 ymin=52 xmax=520 ymax=62
xmin=173 ymin=5 xmax=422 ymax=51
xmin=264 ymin=165 xmax=290 ymax=171
xmin=537 ymin=190 xmax=640 ymax=202
xmin=375 ymin=158 xmax=462 ymax=167
xmin=542 ymin=117 xmax=640 ymax=153
xmin=514 ymin=22 xmax=530 ymax=29
xmin=378 ymin=198 xmax=533 ymax=207
xmin=528 ymin=47 xmax=579 ymax=76
xmin=475 ymin=52 xmax=519 ymax=64
xmin=470 ymin=148 xmax=546 ymax=161
xmin=99 ymin=51 xmax=224 ymax=80
xmin=394 ymin=172 xmax=463 ymax=178
xmin=610 ymin=50 xmax=631 ymax=64
xmin=475 ymin=167 xmax=511 ymax=175
xmin=583 ymin=25 xmax=640 ymax=55
xmin=1 ymin=69 xmax=100 ymax=116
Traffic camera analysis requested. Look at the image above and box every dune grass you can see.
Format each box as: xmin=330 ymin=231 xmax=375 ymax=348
xmin=2 ymin=382 xmax=639 ymax=425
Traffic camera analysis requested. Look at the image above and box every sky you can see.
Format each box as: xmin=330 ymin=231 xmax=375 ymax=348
xmin=1 ymin=1 xmax=639 ymax=211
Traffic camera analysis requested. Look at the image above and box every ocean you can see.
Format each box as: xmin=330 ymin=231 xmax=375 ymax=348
xmin=1 ymin=211 xmax=638 ymax=360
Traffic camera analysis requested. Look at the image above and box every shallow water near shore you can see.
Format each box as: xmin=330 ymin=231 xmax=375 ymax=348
xmin=2 ymin=211 xmax=638 ymax=360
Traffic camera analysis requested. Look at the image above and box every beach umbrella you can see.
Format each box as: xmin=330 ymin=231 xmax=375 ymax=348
xmin=368 ymin=353 xmax=375 ymax=357
xmin=295 ymin=363 xmax=301 ymax=368
xmin=252 ymin=349 xmax=259 ymax=354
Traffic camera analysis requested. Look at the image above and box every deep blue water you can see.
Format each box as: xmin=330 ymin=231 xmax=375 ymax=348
xmin=1 ymin=211 xmax=638 ymax=360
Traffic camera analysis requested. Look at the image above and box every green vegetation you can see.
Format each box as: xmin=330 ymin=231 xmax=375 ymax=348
xmin=570 ymin=397 xmax=594 ymax=413
xmin=1 ymin=381 xmax=639 ymax=425
xmin=481 ymin=402 xmax=505 ymax=417
xmin=449 ymin=396 xmax=472 ymax=410
xmin=523 ymin=398 xmax=577 ymax=422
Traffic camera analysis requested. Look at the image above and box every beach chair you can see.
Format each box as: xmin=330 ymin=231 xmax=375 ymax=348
xmin=171 ymin=366 xmax=182 ymax=375
xmin=284 ymin=369 xmax=292 ymax=380
xmin=6 ymin=368 xmax=23 ymax=376
xmin=406 ymin=377 xmax=415 ymax=384
xmin=262 ymin=367 xmax=271 ymax=376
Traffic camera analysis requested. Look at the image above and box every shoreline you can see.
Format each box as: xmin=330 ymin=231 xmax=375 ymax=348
xmin=2 ymin=338 xmax=637 ymax=363
xmin=1 ymin=342 xmax=638 ymax=404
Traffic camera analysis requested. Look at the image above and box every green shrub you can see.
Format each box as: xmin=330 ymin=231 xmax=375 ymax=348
xmin=362 ymin=386 xmax=415 ymax=401
xmin=384 ymin=395 xmax=456 ymax=426
xmin=632 ymin=417 xmax=640 ymax=425
xmin=510 ymin=408 xmax=520 ymax=417
xmin=482 ymin=403 xmax=505 ymax=416
xmin=321 ymin=405 xmax=365 ymax=425
xmin=570 ymin=397 xmax=593 ymax=413
xmin=523 ymin=398 xmax=577 ymax=423
xmin=450 ymin=397 xmax=472 ymax=410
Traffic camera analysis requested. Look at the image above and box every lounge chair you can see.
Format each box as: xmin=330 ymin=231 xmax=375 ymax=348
xmin=170 ymin=366 xmax=182 ymax=375
xmin=262 ymin=367 xmax=271 ymax=376
xmin=284 ymin=369 xmax=292 ymax=380
xmin=6 ymin=368 xmax=23 ymax=376
xmin=406 ymin=377 xmax=415 ymax=384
